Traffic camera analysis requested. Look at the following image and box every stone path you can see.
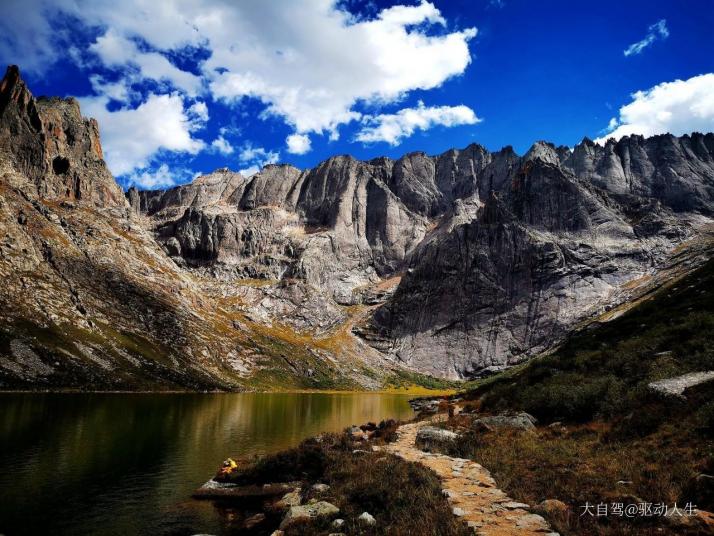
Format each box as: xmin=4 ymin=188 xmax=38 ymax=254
xmin=381 ymin=420 xmax=557 ymax=536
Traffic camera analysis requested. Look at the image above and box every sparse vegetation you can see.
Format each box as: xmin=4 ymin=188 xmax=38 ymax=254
xmin=447 ymin=258 xmax=714 ymax=535
xmin=383 ymin=369 xmax=461 ymax=392
xmin=218 ymin=423 xmax=469 ymax=535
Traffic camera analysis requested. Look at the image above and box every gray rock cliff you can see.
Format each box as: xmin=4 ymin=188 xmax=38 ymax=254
xmin=132 ymin=131 xmax=714 ymax=379
xmin=2 ymin=64 xmax=714 ymax=387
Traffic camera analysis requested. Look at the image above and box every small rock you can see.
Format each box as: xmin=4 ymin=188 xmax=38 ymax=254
xmin=358 ymin=511 xmax=376 ymax=526
xmin=275 ymin=488 xmax=302 ymax=509
xmin=472 ymin=420 xmax=494 ymax=433
xmin=452 ymin=507 xmax=466 ymax=516
xmin=332 ymin=518 xmax=345 ymax=529
xmin=312 ymin=483 xmax=330 ymax=493
xmin=244 ymin=513 xmax=265 ymax=529
xmin=515 ymin=513 xmax=548 ymax=529
xmin=409 ymin=398 xmax=441 ymax=414
xmin=349 ymin=426 xmax=366 ymax=440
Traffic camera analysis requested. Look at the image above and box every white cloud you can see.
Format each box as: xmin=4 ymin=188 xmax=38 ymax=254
xmin=0 ymin=0 xmax=477 ymax=161
xmin=239 ymin=144 xmax=279 ymax=164
xmin=211 ymin=135 xmax=234 ymax=155
xmin=188 ymin=101 xmax=209 ymax=122
xmin=285 ymin=134 xmax=312 ymax=155
xmin=237 ymin=142 xmax=279 ymax=177
xmin=238 ymin=165 xmax=260 ymax=178
xmin=80 ymin=92 xmax=206 ymax=176
xmin=355 ymin=100 xmax=481 ymax=145
xmin=624 ymin=19 xmax=669 ymax=57
xmin=90 ymin=28 xmax=202 ymax=96
xmin=595 ymin=73 xmax=714 ymax=144
xmin=126 ymin=163 xmax=195 ymax=189
xmin=203 ymin=0 xmax=477 ymax=144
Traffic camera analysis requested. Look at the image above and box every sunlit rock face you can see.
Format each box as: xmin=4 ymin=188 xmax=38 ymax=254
xmin=132 ymin=124 xmax=714 ymax=378
xmin=0 ymin=65 xmax=125 ymax=207
xmin=2 ymin=64 xmax=714 ymax=386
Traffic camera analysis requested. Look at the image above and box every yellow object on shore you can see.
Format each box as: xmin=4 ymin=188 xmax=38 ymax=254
xmin=220 ymin=458 xmax=238 ymax=475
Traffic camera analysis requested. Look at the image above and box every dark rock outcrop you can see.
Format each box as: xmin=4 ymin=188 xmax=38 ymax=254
xmin=0 ymin=65 xmax=125 ymax=207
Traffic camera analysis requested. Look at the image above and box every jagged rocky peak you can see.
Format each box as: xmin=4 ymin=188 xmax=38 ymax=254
xmin=523 ymin=140 xmax=561 ymax=166
xmin=0 ymin=65 xmax=125 ymax=207
xmin=562 ymin=132 xmax=714 ymax=213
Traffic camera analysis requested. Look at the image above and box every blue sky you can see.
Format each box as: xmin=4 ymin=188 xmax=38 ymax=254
xmin=1 ymin=0 xmax=713 ymax=189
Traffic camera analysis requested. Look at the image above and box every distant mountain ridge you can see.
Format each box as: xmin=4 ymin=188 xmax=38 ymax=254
xmin=0 ymin=64 xmax=713 ymax=389
xmin=129 ymin=128 xmax=714 ymax=378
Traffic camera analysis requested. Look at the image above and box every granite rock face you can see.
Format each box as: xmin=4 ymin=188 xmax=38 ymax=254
xmin=2 ymin=64 xmax=714 ymax=387
xmin=0 ymin=65 xmax=125 ymax=207
xmin=368 ymin=142 xmax=713 ymax=378
xmin=135 ymin=134 xmax=714 ymax=379
xmin=0 ymin=67 xmax=383 ymax=390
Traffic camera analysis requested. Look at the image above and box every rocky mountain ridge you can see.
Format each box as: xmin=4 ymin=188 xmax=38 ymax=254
xmin=130 ymin=128 xmax=714 ymax=378
xmin=1 ymin=64 xmax=713 ymax=388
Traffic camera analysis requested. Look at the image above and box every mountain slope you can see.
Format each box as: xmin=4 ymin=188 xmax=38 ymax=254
xmin=0 ymin=66 xmax=390 ymax=391
xmin=438 ymin=231 xmax=714 ymax=535
xmin=1 ymin=64 xmax=713 ymax=389
xmin=132 ymin=135 xmax=714 ymax=379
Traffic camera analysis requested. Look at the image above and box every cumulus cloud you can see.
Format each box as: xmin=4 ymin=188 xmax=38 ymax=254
xmin=188 ymin=101 xmax=209 ymax=122
xmin=237 ymin=142 xmax=279 ymax=177
xmin=126 ymin=163 xmax=198 ymax=189
xmin=286 ymin=134 xmax=312 ymax=155
xmin=80 ymin=92 xmax=206 ymax=176
xmin=595 ymin=73 xmax=714 ymax=144
xmin=211 ymin=135 xmax=234 ymax=155
xmin=355 ymin=100 xmax=481 ymax=145
xmin=624 ymin=19 xmax=669 ymax=57
xmin=0 ymin=0 xmax=477 ymax=168
xmin=208 ymin=0 xmax=476 ymax=147
xmin=90 ymin=29 xmax=203 ymax=96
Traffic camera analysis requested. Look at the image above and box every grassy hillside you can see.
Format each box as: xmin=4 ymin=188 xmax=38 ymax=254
xmin=448 ymin=256 xmax=714 ymax=535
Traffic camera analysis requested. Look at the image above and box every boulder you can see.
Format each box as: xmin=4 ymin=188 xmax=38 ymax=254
xmin=415 ymin=426 xmax=460 ymax=452
xmin=279 ymin=501 xmax=340 ymax=529
xmin=275 ymin=488 xmax=302 ymax=509
xmin=473 ymin=412 xmax=537 ymax=431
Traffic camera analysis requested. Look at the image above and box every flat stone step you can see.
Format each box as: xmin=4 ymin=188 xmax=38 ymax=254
xmin=192 ymin=480 xmax=298 ymax=499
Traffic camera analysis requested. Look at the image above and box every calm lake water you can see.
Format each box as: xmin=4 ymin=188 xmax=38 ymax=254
xmin=0 ymin=392 xmax=415 ymax=535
